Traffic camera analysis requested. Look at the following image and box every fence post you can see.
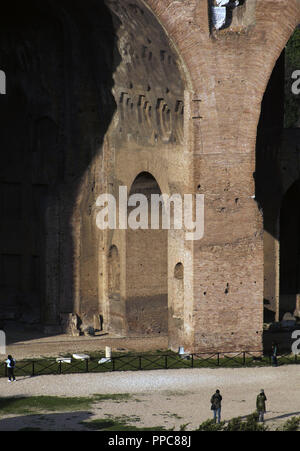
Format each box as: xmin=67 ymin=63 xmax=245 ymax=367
xmin=59 ymin=361 xmax=62 ymax=375
xmin=32 ymin=362 xmax=35 ymax=377
xmin=191 ymin=354 xmax=194 ymax=369
xmin=217 ymin=353 xmax=220 ymax=367
xmin=139 ymin=356 xmax=142 ymax=371
xmin=112 ymin=358 xmax=115 ymax=372
xmin=243 ymin=352 xmax=246 ymax=366
xmin=165 ymin=355 xmax=168 ymax=369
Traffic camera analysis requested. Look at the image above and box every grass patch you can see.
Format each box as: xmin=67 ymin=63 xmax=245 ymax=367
xmin=92 ymin=393 xmax=132 ymax=403
xmin=277 ymin=416 xmax=300 ymax=432
xmin=0 ymin=393 xmax=135 ymax=417
xmin=0 ymin=396 xmax=94 ymax=416
xmin=82 ymin=417 xmax=167 ymax=431
xmin=161 ymin=412 xmax=183 ymax=420
xmin=196 ymin=414 xmax=300 ymax=432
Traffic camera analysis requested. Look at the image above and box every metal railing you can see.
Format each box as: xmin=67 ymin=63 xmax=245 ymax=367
xmin=1 ymin=350 xmax=299 ymax=379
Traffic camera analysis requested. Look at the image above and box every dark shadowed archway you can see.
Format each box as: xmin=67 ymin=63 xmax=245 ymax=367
xmin=125 ymin=172 xmax=168 ymax=336
xmin=0 ymin=0 xmax=117 ymax=334
xmin=255 ymin=25 xmax=300 ymax=324
xmin=0 ymin=0 xmax=188 ymax=342
xmin=280 ymin=180 xmax=300 ymax=316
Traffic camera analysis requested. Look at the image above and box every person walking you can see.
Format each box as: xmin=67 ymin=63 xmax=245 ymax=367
xmin=256 ymin=389 xmax=267 ymax=423
xmin=211 ymin=389 xmax=222 ymax=424
xmin=5 ymin=355 xmax=16 ymax=382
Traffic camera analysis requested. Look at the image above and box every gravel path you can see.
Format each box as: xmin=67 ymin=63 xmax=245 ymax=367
xmin=0 ymin=365 xmax=300 ymax=430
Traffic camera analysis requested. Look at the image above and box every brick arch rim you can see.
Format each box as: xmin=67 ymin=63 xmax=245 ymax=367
xmin=132 ymin=0 xmax=193 ymax=92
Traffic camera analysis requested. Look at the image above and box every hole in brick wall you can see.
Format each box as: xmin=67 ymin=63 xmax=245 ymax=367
xmin=174 ymin=262 xmax=184 ymax=280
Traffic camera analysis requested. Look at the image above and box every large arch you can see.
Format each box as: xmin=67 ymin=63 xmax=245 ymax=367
xmin=0 ymin=0 xmax=191 ymax=341
xmin=280 ymin=180 xmax=300 ymax=316
xmin=95 ymin=0 xmax=192 ymax=349
xmin=255 ymin=24 xmax=300 ymax=324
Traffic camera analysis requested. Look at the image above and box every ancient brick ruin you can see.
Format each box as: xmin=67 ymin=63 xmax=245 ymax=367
xmin=0 ymin=0 xmax=300 ymax=353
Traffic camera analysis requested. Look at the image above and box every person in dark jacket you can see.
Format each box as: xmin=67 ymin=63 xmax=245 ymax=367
xmin=256 ymin=389 xmax=267 ymax=423
xmin=211 ymin=389 xmax=222 ymax=424
xmin=5 ymin=355 xmax=16 ymax=382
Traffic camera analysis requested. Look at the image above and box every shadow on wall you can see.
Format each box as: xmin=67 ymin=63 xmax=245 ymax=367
xmin=0 ymin=0 xmax=118 ymax=337
xmin=255 ymin=30 xmax=300 ymax=322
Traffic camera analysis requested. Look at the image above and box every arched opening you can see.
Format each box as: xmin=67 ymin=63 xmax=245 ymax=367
xmin=256 ymin=25 xmax=300 ymax=324
xmin=280 ymin=180 xmax=300 ymax=315
xmin=125 ymin=172 xmax=168 ymax=336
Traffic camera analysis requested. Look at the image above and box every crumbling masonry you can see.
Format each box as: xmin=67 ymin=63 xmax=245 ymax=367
xmin=0 ymin=0 xmax=300 ymax=353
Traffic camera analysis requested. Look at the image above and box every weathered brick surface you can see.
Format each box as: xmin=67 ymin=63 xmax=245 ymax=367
xmin=1 ymin=1 xmax=300 ymax=353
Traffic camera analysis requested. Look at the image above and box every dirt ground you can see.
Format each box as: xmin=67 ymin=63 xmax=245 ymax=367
xmin=4 ymin=327 xmax=168 ymax=360
xmin=1 ymin=328 xmax=300 ymax=431
xmin=0 ymin=365 xmax=300 ymax=431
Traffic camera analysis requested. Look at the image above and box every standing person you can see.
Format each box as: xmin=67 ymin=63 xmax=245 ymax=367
xmin=5 ymin=355 xmax=16 ymax=383
xmin=271 ymin=341 xmax=278 ymax=367
xmin=211 ymin=389 xmax=222 ymax=424
xmin=256 ymin=389 xmax=267 ymax=423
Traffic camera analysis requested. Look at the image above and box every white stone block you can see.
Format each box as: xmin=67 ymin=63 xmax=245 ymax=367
xmin=72 ymin=353 xmax=90 ymax=360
